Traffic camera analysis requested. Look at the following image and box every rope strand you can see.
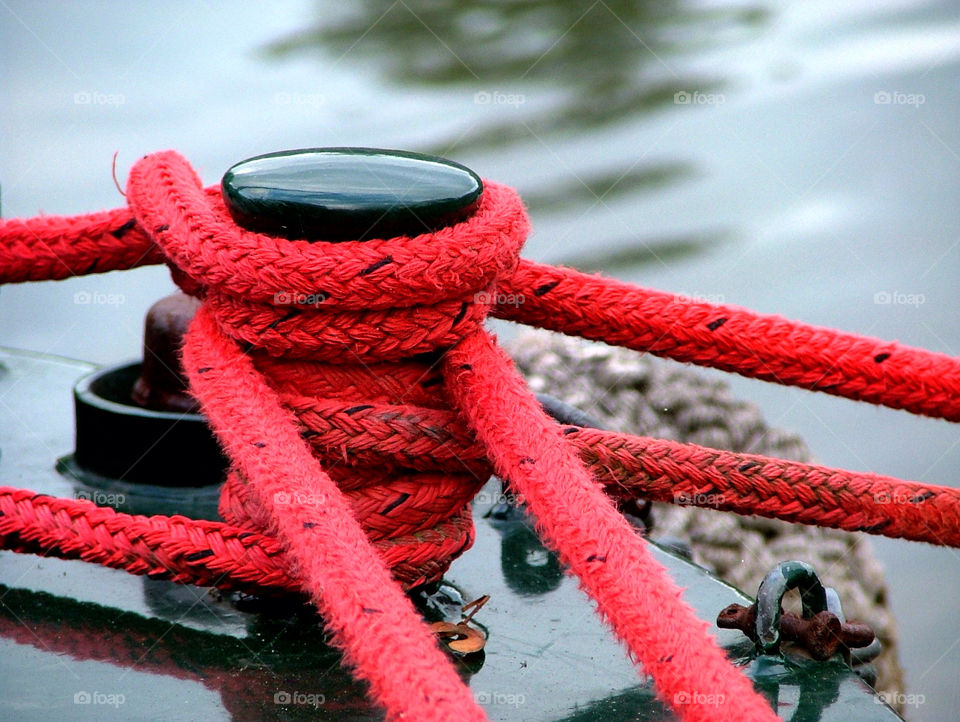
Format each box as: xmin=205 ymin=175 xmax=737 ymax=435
xmin=445 ymin=329 xmax=777 ymax=722
xmin=498 ymin=259 xmax=960 ymax=421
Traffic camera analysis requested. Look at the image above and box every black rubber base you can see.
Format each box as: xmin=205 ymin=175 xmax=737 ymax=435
xmin=72 ymin=362 xmax=227 ymax=487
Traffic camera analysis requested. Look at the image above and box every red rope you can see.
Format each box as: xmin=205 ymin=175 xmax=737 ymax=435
xmin=0 ymin=486 xmax=470 ymax=592
xmin=0 ymin=207 xmax=159 ymax=282
xmin=445 ymin=329 xmax=774 ymax=721
xmin=497 ymin=259 xmax=960 ymax=422
xmin=6 ymin=211 xmax=959 ymax=422
xmin=6 ymin=419 xmax=960 ymax=591
xmin=180 ymin=306 xmax=485 ymax=721
xmin=2 ymin=148 xmax=957 ymax=720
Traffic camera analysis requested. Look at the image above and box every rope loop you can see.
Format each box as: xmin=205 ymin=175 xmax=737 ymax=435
xmin=126 ymin=149 xmax=528 ymax=314
xmin=121 ymin=150 xmax=537 ymax=588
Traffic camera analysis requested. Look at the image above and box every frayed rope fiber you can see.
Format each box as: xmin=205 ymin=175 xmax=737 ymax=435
xmin=4 ymin=149 xmax=960 ymax=720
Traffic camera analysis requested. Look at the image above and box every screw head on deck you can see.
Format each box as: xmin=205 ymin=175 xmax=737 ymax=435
xmin=221 ymin=147 xmax=483 ymax=241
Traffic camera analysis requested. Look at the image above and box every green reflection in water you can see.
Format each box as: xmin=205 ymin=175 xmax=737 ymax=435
xmin=522 ymin=161 xmax=694 ymax=214
xmin=265 ymin=0 xmax=768 ymax=269
xmin=562 ymin=230 xmax=729 ymax=272
xmin=267 ymin=0 xmax=766 ymax=145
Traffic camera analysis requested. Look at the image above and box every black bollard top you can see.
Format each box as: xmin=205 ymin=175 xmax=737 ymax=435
xmin=221 ymin=147 xmax=483 ymax=241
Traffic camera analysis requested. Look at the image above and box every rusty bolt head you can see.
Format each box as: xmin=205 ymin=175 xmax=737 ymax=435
xmin=780 ymin=610 xmax=842 ymax=660
xmin=717 ymin=603 xmax=756 ymax=638
xmin=837 ymin=620 xmax=876 ymax=649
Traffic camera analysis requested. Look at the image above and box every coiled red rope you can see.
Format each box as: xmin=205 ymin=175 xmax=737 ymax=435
xmin=2 ymin=149 xmax=960 ymax=721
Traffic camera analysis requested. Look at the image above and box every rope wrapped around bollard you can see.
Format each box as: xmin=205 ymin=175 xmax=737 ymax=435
xmin=4 ymin=148 xmax=960 ymax=721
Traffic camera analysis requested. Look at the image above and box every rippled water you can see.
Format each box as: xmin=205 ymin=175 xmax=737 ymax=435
xmin=2 ymin=1 xmax=959 ymax=719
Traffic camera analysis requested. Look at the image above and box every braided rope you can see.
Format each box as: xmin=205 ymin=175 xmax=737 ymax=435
xmin=445 ymin=329 xmax=775 ymax=721
xmin=140 ymin=144 xmax=769 ymax=720
xmin=497 ymin=259 xmax=960 ymax=421
xmin=0 ymin=207 xmax=159 ymax=282
xmin=0 ymin=486 xmax=471 ymax=591
xmin=508 ymin=329 xmax=904 ymax=705
xmin=3 ymin=148 xmax=959 ymax=720
xmin=5 ymin=204 xmax=960 ymax=422
xmin=7 ymin=397 xmax=956 ymax=589
xmin=211 ymin=395 xmax=960 ymax=548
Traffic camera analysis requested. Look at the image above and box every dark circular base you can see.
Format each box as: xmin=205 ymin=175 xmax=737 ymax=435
xmin=72 ymin=362 xmax=227 ymax=487
xmin=57 ymin=454 xmax=222 ymax=520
